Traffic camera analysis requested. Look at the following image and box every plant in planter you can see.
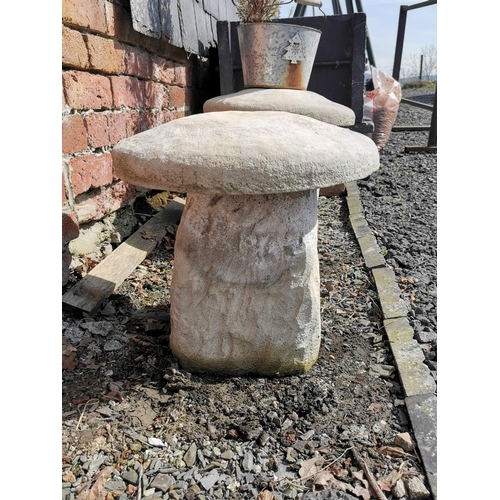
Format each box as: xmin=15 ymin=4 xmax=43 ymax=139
xmin=232 ymin=0 xmax=325 ymax=90
xmin=234 ymin=0 xmax=281 ymax=23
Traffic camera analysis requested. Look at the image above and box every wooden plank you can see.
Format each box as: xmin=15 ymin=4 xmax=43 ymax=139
xmin=62 ymin=197 xmax=186 ymax=315
xmin=217 ymin=21 xmax=235 ymax=95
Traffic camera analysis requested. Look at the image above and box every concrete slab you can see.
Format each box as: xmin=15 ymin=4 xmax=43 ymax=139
xmin=349 ymin=216 xmax=373 ymax=239
xmin=345 ymin=194 xmax=363 ymax=216
xmin=383 ymin=316 xmax=415 ymax=343
xmin=390 ymin=340 xmax=436 ymax=397
xmin=406 ymin=394 xmax=437 ymax=500
xmin=372 ymin=267 xmax=409 ymax=319
xmin=357 ymin=234 xmax=386 ymax=269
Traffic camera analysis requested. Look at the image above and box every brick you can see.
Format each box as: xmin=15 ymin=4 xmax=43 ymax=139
xmin=62 ymin=114 xmax=87 ymax=154
xmin=149 ymin=110 xmax=166 ymax=127
xmin=84 ymin=34 xmax=125 ymax=75
xmin=174 ymin=64 xmax=187 ymax=86
xmin=62 ymin=211 xmax=80 ymax=244
xmin=134 ymin=112 xmax=152 ymax=134
xmin=70 ymin=152 xmax=113 ymax=196
xmin=142 ymin=37 xmax=187 ymax=64
xmin=104 ymin=0 xmax=142 ymax=45
xmin=62 ymin=0 xmax=107 ymax=34
xmin=84 ymin=113 xmax=110 ymax=148
xmin=145 ymin=81 xmax=168 ymax=109
xmin=125 ymin=46 xmax=152 ymax=79
xmin=136 ymin=110 xmax=165 ymax=131
xmin=319 ymin=184 xmax=345 ymax=197
xmin=169 ymin=85 xmax=185 ymax=109
xmin=110 ymin=75 xmax=145 ymax=109
xmin=160 ymin=42 xmax=189 ymax=64
xmin=74 ymin=181 xmax=141 ymax=223
xmin=108 ymin=111 xmax=129 ymax=144
xmin=152 ymin=56 xmax=175 ymax=84
xmin=108 ymin=110 xmax=142 ymax=144
xmin=62 ymin=26 xmax=89 ymax=69
xmin=63 ymin=70 xmax=112 ymax=110
xmin=173 ymin=109 xmax=186 ymax=119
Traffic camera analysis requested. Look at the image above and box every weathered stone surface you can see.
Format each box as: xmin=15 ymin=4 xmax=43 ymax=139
xmin=170 ymin=190 xmax=321 ymax=375
xmin=112 ymin=108 xmax=379 ymax=376
xmin=372 ymin=267 xmax=409 ymax=319
xmin=405 ymin=476 xmax=430 ymax=498
xmin=390 ymin=340 xmax=436 ymax=397
xmin=394 ymin=432 xmax=414 ymax=452
xmin=357 ymin=233 xmax=386 ymax=269
xmin=405 ymin=394 xmax=437 ymax=500
xmin=203 ymin=88 xmax=356 ymax=127
xmin=383 ymin=316 xmax=414 ymax=343
xmin=111 ymin=110 xmax=379 ymax=195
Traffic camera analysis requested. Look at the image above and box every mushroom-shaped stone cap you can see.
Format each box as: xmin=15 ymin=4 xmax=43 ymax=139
xmin=112 ymin=110 xmax=379 ymax=195
xmin=204 ymin=88 xmax=356 ymax=127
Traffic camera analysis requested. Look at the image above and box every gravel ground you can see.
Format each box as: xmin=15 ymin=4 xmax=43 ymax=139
xmin=357 ymin=87 xmax=437 ymax=379
xmin=61 ymin=87 xmax=436 ymax=500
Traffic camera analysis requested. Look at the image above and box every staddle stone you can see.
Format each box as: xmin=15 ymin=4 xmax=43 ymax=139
xmin=170 ymin=190 xmax=320 ymax=375
xmin=203 ymin=88 xmax=356 ymax=127
xmin=111 ymin=110 xmax=380 ymax=376
xmin=111 ymin=110 xmax=378 ymax=195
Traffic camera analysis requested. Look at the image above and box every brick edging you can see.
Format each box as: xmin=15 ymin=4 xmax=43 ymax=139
xmin=344 ymin=181 xmax=437 ymax=500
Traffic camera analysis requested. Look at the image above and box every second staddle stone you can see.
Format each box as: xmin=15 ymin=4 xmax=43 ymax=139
xmin=170 ymin=190 xmax=321 ymax=376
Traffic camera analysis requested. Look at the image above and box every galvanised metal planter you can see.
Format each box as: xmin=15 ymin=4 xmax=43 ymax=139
xmin=237 ymin=22 xmax=321 ymax=90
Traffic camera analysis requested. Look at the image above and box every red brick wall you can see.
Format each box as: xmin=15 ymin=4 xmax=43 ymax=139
xmin=62 ymin=0 xmax=205 ymax=284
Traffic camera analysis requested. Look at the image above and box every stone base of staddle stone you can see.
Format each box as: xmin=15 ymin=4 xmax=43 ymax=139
xmin=169 ymin=190 xmax=321 ymax=376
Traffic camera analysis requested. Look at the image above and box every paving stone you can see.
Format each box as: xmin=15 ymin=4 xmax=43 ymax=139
xmin=344 ymin=181 xmax=359 ymax=195
xmin=346 ymin=194 xmax=363 ymax=216
xmin=358 ymin=234 xmax=386 ymax=269
xmin=405 ymin=394 xmax=437 ymax=500
xmin=349 ymin=215 xmax=373 ymax=239
xmin=383 ymin=316 xmax=415 ymax=343
xmin=390 ymin=340 xmax=436 ymax=397
xmin=372 ymin=267 xmax=409 ymax=319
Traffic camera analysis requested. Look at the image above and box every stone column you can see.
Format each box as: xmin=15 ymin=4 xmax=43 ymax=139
xmin=170 ymin=189 xmax=321 ymax=376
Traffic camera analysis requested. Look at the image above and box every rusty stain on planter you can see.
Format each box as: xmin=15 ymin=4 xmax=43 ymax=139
xmin=237 ymin=23 xmax=321 ymax=90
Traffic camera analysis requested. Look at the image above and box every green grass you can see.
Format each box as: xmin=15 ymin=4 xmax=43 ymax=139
xmin=402 ymin=80 xmax=437 ymax=90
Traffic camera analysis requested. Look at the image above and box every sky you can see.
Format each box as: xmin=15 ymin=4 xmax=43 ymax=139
xmin=280 ymin=0 xmax=437 ymax=76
